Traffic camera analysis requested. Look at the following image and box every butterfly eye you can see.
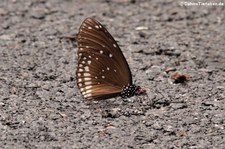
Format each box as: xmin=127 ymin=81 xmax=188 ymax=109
xmin=76 ymin=17 xmax=145 ymax=100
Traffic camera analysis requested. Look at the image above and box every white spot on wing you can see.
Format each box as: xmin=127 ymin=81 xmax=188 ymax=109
xmin=88 ymin=61 xmax=91 ymax=65
xmin=96 ymin=57 xmax=98 ymax=60
xmin=84 ymin=81 xmax=92 ymax=85
xmin=84 ymin=93 xmax=92 ymax=98
xmin=100 ymin=50 xmax=103 ymax=54
xmin=107 ymin=67 xmax=110 ymax=70
xmin=113 ymin=44 xmax=116 ymax=48
xmin=86 ymin=46 xmax=90 ymax=48
xmin=85 ymin=86 xmax=92 ymax=90
xmin=84 ymin=73 xmax=91 ymax=77
xmin=85 ymin=90 xmax=92 ymax=93
xmin=77 ymin=73 xmax=81 ymax=76
xmin=102 ymin=76 xmax=105 ymax=79
xmin=109 ymin=54 xmax=113 ymax=57
xmin=102 ymin=69 xmax=104 ymax=72
xmin=79 ymin=64 xmax=83 ymax=67
xmin=78 ymin=83 xmax=82 ymax=87
xmin=82 ymin=61 xmax=85 ymax=64
xmin=80 ymin=48 xmax=83 ymax=51
xmin=78 ymin=78 xmax=82 ymax=82
xmin=95 ymin=25 xmax=99 ymax=29
xmin=88 ymin=26 xmax=92 ymax=29
xmin=84 ymin=78 xmax=91 ymax=81
xmin=84 ymin=66 xmax=90 ymax=71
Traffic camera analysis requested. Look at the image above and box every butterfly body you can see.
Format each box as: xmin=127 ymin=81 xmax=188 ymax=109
xmin=76 ymin=18 xmax=145 ymax=100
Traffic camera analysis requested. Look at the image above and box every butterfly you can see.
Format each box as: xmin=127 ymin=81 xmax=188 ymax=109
xmin=76 ymin=17 xmax=145 ymax=100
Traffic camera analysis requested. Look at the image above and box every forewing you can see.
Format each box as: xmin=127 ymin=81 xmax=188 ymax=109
xmin=76 ymin=18 xmax=132 ymax=100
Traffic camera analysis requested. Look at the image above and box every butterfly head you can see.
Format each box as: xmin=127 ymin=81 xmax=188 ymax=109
xmin=120 ymin=84 xmax=146 ymax=98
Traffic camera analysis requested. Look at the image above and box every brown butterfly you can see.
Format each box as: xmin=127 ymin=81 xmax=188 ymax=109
xmin=76 ymin=18 xmax=145 ymax=100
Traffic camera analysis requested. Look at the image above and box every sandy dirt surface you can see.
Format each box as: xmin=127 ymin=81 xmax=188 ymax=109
xmin=0 ymin=0 xmax=225 ymax=148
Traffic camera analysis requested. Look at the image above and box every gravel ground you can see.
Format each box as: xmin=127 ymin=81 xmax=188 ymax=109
xmin=0 ymin=0 xmax=225 ymax=148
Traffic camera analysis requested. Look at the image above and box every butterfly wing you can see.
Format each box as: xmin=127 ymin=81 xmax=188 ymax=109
xmin=76 ymin=18 xmax=132 ymax=100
